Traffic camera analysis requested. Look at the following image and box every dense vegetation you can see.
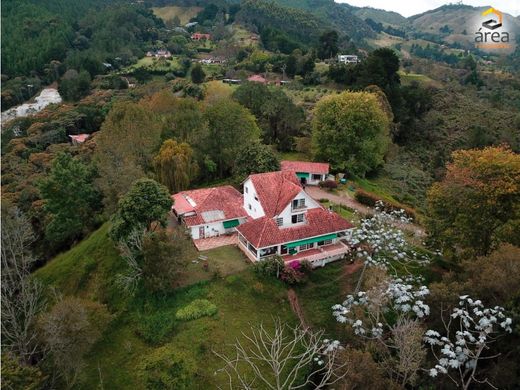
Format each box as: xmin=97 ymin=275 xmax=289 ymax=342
xmin=2 ymin=0 xmax=520 ymax=388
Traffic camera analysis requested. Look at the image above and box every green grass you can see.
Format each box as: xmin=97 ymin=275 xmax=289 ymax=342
xmin=151 ymin=6 xmax=202 ymax=25
xmin=279 ymin=151 xmax=311 ymax=161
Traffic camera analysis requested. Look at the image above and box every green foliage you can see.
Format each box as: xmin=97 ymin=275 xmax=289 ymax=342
xmin=39 ymin=152 xmax=101 ymax=249
xmin=233 ymin=82 xmax=304 ymax=149
xmin=1 ymin=353 xmax=47 ymax=390
xmin=233 ymin=142 xmax=280 ymax=182
xmin=136 ymin=310 xmax=177 ymax=345
xmin=138 ymin=345 xmax=196 ymax=390
xmin=154 ymin=139 xmax=198 ymax=193
xmin=175 ymin=299 xmax=218 ymax=321
xmin=312 ymin=91 xmax=391 ymax=176
xmin=58 ymin=69 xmax=91 ymax=101
xmin=190 ymin=63 xmax=205 ymax=84
xmin=142 ymin=228 xmax=194 ymax=293
xmin=199 ymin=98 xmax=260 ymax=178
xmin=109 ymin=179 xmax=171 ymax=243
xmin=317 ymin=30 xmax=339 ymax=60
xmin=354 ymin=189 xmax=416 ymax=220
xmin=253 ymin=256 xmax=284 ymax=278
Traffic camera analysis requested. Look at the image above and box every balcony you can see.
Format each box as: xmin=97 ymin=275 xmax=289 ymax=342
xmin=282 ymin=241 xmax=350 ymax=268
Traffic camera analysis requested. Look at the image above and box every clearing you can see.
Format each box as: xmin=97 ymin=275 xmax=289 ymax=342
xmin=151 ymin=6 xmax=202 ymax=25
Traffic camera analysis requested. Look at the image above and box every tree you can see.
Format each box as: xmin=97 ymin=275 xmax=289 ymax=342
xmin=141 ymin=228 xmax=194 ymax=293
xmin=424 ymin=296 xmax=512 ymax=390
xmin=233 ymin=142 xmax=280 ymax=182
xmin=39 ymin=297 xmax=110 ymax=387
xmin=190 ymin=63 xmax=205 ymax=84
xmin=1 ymin=206 xmax=46 ymax=364
xmin=58 ymin=69 xmax=91 ymax=102
xmin=154 ymin=140 xmax=198 ymax=193
xmin=109 ymin=179 xmax=171 ymax=243
xmin=1 ymin=353 xmax=47 ymax=390
xmin=39 ymin=152 xmax=101 ymax=249
xmin=317 ymin=30 xmax=339 ymax=60
xmin=200 ymin=99 xmax=260 ymax=178
xmin=312 ymin=91 xmax=391 ymax=176
xmin=426 ymin=146 xmax=520 ymax=258
xmin=214 ymin=319 xmax=347 ymax=389
xmin=95 ymin=101 xmax=163 ymax=212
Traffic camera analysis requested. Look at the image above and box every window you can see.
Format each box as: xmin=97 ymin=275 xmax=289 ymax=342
xmin=317 ymin=239 xmax=333 ymax=246
xmin=299 ymin=243 xmax=313 ymax=251
xmin=254 ymin=195 xmax=259 ymax=201
xmin=292 ymin=199 xmax=305 ymax=210
xmin=291 ymin=214 xmax=304 ymax=224
xmin=248 ymin=204 xmax=252 ymax=210
xmin=276 ymin=217 xmax=283 ymax=226
xmin=245 ymin=186 xmax=248 ymax=193
xmin=312 ymin=174 xmax=322 ymax=181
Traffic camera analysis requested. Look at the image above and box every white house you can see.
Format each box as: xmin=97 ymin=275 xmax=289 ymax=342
xmin=238 ymin=171 xmax=352 ymax=267
xmin=280 ymin=161 xmax=329 ymax=186
xmin=338 ymin=54 xmax=359 ymax=64
xmin=171 ymin=186 xmax=248 ymax=239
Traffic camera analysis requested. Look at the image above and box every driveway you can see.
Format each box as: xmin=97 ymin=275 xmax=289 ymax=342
xmin=305 ymin=186 xmax=425 ymax=237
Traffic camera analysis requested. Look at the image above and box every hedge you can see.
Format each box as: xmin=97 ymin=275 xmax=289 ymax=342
xmin=354 ymin=189 xmax=416 ymax=221
xmin=175 ymin=299 xmax=218 ymax=321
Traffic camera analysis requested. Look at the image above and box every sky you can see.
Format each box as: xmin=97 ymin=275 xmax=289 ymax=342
xmin=336 ymin=0 xmax=520 ymax=17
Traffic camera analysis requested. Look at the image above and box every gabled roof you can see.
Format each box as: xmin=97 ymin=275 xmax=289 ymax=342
xmin=69 ymin=134 xmax=90 ymax=143
xmin=248 ymin=171 xmax=302 ymax=217
xmin=236 ymin=207 xmax=353 ymax=248
xmin=247 ymin=74 xmax=267 ymax=83
xmin=171 ymin=186 xmax=247 ymax=227
xmin=280 ymin=160 xmax=329 ymax=174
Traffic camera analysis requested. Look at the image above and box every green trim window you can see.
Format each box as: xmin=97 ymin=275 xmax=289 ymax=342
xmin=223 ymin=219 xmax=240 ymax=228
xmin=285 ymin=233 xmax=337 ymax=249
xmin=296 ymin=172 xmax=309 ymax=179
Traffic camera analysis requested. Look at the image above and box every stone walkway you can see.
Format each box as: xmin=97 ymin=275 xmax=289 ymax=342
xmin=193 ymin=233 xmax=238 ymax=251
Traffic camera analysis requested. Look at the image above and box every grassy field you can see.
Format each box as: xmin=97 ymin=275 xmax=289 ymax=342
xmin=151 ymin=6 xmax=202 ymax=25
xmin=35 ymin=224 xmax=349 ymax=388
xmin=125 ymin=56 xmax=183 ymax=73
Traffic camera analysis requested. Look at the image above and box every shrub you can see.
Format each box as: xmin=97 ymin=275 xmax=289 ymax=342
xmin=280 ymin=265 xmax=307 ymax=285
xmin=175 ymin=299 xmax=217 ymax=321
xmin=354 ymin=189 xmax=416 ymax=220
xmin=319 ymin=180 xmax=338 ymax=190
xmin=253 ymin=256 xmax=284 ymax=277
xmin=139 ymin=344 xmax=195 ymax=389
xmin=136 ymin=311 xmax=177 ymax=345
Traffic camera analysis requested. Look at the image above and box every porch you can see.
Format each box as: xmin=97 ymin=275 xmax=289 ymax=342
xmin=282 ymin=241 xmax=350 ymax=267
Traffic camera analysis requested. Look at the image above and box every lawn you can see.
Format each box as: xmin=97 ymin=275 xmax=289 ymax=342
xmin=151 ymin=6 xmax=202 ymax=25
xmin=125 ymin=56 xmax=183 ymax=74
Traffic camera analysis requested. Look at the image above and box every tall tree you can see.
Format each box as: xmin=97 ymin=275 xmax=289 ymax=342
xmin=200 ymin=99 xmax=260 ymax=178
xmin=39 ymin=152 xmax=101 ymax=248
xmin=95 ymin=101 xmax=162 ymax=212
xmin=154 ymin=139 xmax=198 ymax=193
xmin=109 ymin=178 xmax=171 ymax=242
xmin=233 ymin=142 xmax=280 ymax=183
xmin=426 ymin=146 xmax=520 ymax=258
xmin=312 ymin=91 xmax=391 ymax=176
xmin=317 ymin=30 xmax=339 ymax=60
xmin=190 ymin=63 xmax=205 ymax=84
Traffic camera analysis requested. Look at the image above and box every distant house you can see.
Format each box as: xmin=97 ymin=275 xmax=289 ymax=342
xmin=185 ymin=22 xmax=198 ymax=28
xmin=146 ymin=50 xmax=172 ymax=58
xmin=222 ymin=78 xmax=242 ymax=85
xmin=69 ymin=134 xmax=90 ymax=146
xmin=247 ymin=74 xmax=267 ymax=84
xmin=280 ymin=161 xmax=330 ymax=186
xmin=171 ymin=186 xmax=248 ymax=240
xmin=191 ymin=33 xmax=211 ymax=41
xmin=338 ymin=54 xmax=359 ymax=64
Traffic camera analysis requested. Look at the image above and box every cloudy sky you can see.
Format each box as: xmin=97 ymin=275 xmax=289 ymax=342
xmin=337 ymin=0 xmax=520 ymax=17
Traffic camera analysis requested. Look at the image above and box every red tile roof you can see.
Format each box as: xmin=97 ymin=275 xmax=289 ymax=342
xmin=249 ymin=171 xmax=302 ymax=217
xmin=69 ymin=134 xmax=90 ymax=143
xmin=247 ymin=74 xmax=267 ymax=83
xmin=236 ymin=207 xmax=353 ymax=248
xmin=281 ymin=160 xmax=329 ymax=175
xmin=171 ymin=186 xmax=247 ymax=227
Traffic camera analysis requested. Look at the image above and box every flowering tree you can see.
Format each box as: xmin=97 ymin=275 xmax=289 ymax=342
xmin=424 ymin=295 xmax=513 ymax=390
xmin=333 ymin=276 xmax=430 ymax=386
xmin=347 ymin=202 xmax=429 ymax=292
xmin=214 ymin=319 xmax=346 ymax=389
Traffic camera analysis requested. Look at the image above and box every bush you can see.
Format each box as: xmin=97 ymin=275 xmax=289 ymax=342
xmin=136 ymin=311 xmax=177 ymax=345
xmin=253 ymin=256 xmax=284 ymax=277
xmin=280 ymin=264 xmax=307 ymax=285
xmin=354 ymin=189 xmax=416 ymax=220
xmin=175 ymin=299 xmax=217 ymax=321
xmin=139 ymin=345 xmax=195 ymax=389
xmin=319 ymin=180 xmax=338 ymax=190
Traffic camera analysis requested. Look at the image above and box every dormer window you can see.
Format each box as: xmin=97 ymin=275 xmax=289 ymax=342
xmin=292 ymin=198 xmax=306 ymax=211
xmin=291 ymin=214 xmax=304 ymax=224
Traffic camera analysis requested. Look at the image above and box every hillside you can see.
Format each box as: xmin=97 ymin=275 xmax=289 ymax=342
xmin=353 ymin=6 xmax=410 ymax=28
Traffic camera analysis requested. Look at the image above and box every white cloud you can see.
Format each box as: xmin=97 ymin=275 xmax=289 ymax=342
xmin=336 ymin=0 xmax=520 ymax=17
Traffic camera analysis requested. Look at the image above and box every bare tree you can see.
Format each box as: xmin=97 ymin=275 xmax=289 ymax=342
xmin=1 ymin=206 xmax=46 ymax=363
xmin=115 ymin=228 xmax=145 ymax=292
xmin=214 ymin=319 xmax=347 ymax=389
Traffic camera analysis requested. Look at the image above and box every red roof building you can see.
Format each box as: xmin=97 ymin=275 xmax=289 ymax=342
xmin=191 ymin=33 xmax=211 ymax=41
xmin=280 ymin=161 xmax=330 ymax=185
xmin=69 ymin=134 xmax=90 ymax=145
xmin=247 ymin=74 xmax=268 ymax=84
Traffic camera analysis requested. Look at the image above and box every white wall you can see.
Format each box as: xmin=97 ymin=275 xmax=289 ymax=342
xmin=190 ymin=217 xmax=248 ymax=239
xmin=276 ymin=190 xmax=321 ymax=227
xmin=243 ymin=178 xmax=265 ymax=219
xmin=305 ymin=173 xmax=326 ymax=185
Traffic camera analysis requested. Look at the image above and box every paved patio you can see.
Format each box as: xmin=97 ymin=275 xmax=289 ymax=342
xmin=282 ymin=241 xmax=350 ymax=265
xmin=193 ymin=233 xmax=238 ymax=251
